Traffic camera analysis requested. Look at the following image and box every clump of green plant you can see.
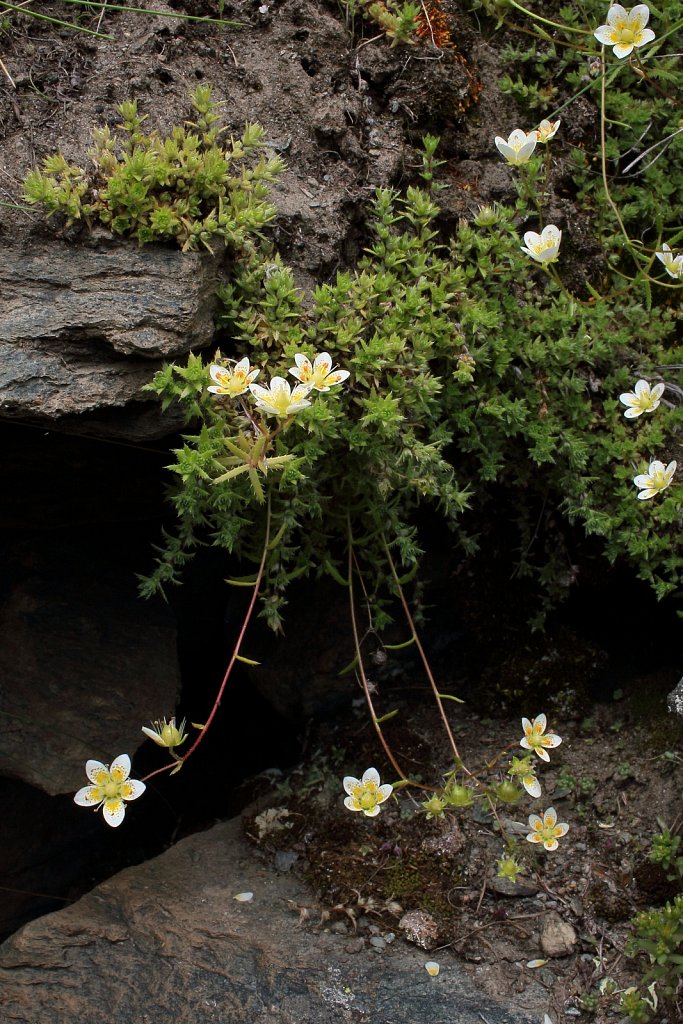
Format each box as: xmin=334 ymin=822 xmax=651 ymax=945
xmin=650 ymin=828 xmax=683 ymax=885
xmin=141 ymin=139 xmax=681 ymax=625
xmin=342 ymin=0 xmax=422 ymax=44
xmin=23 ymin=86 xmax=283 ymax=252
xmin=621 ymin=895 xmax=683 ymax=1020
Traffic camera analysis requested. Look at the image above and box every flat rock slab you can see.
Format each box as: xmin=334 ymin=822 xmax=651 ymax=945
xmin=0 ymin=816 xmax=536 ymax=1024
xmin=0 ymin=236 xmax=222 ymax=423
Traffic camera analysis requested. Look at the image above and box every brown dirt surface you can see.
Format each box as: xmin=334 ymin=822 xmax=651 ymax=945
xmin=245 ymin=668 xmax=683 ymax=1024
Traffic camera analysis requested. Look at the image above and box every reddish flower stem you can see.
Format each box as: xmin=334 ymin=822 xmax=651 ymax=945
xmin=142 ymin=496 xmax=272 ymax=783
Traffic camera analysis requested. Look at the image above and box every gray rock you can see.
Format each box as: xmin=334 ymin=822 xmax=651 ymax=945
xmin=0 ymin=531 xmax=180 ymax=794
xmin=0 ymin=235 xmax=224 ymax=429
xmin=539 ymin=911 xmax=577 ymax=958
xmin=0 ymin=816 xmax=537 ymax=1024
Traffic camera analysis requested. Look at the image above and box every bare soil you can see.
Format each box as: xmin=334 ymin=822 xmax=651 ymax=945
xmin=246 ymin=673 xmax=683 ymax=1024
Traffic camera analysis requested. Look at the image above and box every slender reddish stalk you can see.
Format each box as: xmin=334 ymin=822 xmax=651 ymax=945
xmin=380 ymin=533 xmax=467 ymax=773
xmin=347 ymin=516 xmax=408 ymax=783
xmin=142 ymin=496 xmax=272 ymax=783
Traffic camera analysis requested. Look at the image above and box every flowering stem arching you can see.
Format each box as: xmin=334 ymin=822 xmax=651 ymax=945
xmin=380 ymin=532 xmax=467 ymax=772
xmin=142 ymin=493 xmax=272 ymax=785
xmin=347 ymin=516 xmax=409 ymax=785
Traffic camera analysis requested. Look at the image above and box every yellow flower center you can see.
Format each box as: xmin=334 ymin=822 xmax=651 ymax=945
xmin=359 ymin=790 xmax=377 ymax=811
xmin=104 ymin=779 xmax=121 ymax=799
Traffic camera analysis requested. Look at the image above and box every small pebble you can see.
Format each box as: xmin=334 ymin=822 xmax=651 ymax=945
xmin=369 ymin=936 xmax=386 ymax=951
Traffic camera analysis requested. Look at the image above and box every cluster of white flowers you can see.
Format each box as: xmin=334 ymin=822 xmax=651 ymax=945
xmin=208 ymin=351 xmax=350 ymax=417
xmin=494 ymin=120 xmax=563 ymax=265
xmin=619 ymin=380 xmax=676 ymax=500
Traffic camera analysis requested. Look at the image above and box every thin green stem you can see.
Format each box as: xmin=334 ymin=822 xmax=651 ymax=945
xmin=56 ymin=0 xmax=241 ymax=27
xmin=0 ymin=1 xmax=113 ymax=37
xmin=506 ymin=0 xmax=589 ymax=35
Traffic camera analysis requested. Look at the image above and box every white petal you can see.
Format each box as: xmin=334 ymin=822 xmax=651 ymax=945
xmin=110 ymin=754 xmax=131 ymax=781
xmin=528 ymin=814 xmax=543 ymax=830
xmin=631 ymin=4 xmax=651 ymax=28
xmin=613 ymin=42 xmax=635 ymax=58
xmin=555 ymin=823 xmax=569 ymax=837
xmin=102 ymin=799 xmax=126 ymax=827
xmin=523 ymin=776 xmax=542 ymax=798
xmin=651 ymin=383 xmax=665 ymax=400
xmin=313 ymin=352 xmax=332 ymax=371
xmin=533 ymin=713 xmax=547 ymax=732
xmin=521 ymin=716 xmax=532 ymax=734
xmin=665 ymin=460 xmax=677 ymax=476
xmin=543 ymin=807 xmax=558 ymax=826
xmin=344 ymin=796 xmax=362 ymax=811
xmin=648 ymin=460 xmax=665 ymax=474
xmin=121 ymin=779 xmax=146 ymax=802
xmin=141 ymin=726 xmax=163 ymax=743
xmin=594 ymin=26 xmax=618 ymax=46
xmin=543 ymin=839 xmax=559 ymax=851
xmin=637 ymin=489 xmax=656 ymax=500
xmin=425 ymin=961 xmax=440 ymax=976
xmin=542 ymin=734 xmax=561 ymax=748
xmin=294 ymin=353 xmax=312 ymax=372
xmin=343 ymin=775 xmax=360 ymax=795
xmin=269 ymin=376 xmax=291 ymax=396
xmin=234 ymin=891 xmax=254 ymax=902
xmin=363 ymin=805 xmax=381 ymax=817
xmin=233 ymin=357 xmax=250 ymax=374
xmin=86 ymin=759 xmax=107 ymax=783
xmin=249 ymin=382 xmax=270 ymax=401
xmin=377 ymin=784 xmax=394 ymax=803
xmin=607 ymin=5 xmax=628 ymax=25
xmin=74 ymin=785 xmax=100 ymax=806
xmin=624 ymin=407 xmax=641 ymax=418
xmin=535 ymin=747 xmax=550 ymax=762
xmin=362 ymin=767 xmax=381 ymax=787
xmin=209 ymin=364 xmax=228 ymax=383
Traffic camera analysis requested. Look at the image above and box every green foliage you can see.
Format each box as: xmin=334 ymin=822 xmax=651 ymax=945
xmin=623 ymin=895 xmax=683 ymax=1016
xmin=341 ymin=0 xmax=422 ymax=45
xmin=142 ymin=163 xmax=681 ymax=627
xmin=23 ymin=86 xmax=284 ymax=252
xmin=650 ymin=829 xmax=683 ymax=884
xmin=488 ymin=0 xmax=683 ymax=263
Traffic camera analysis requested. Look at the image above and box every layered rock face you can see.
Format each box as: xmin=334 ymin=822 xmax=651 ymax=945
xmin=0 ymin=815 xmax=535 ymax=1024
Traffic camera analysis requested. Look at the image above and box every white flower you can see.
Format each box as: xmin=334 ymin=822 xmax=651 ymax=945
xmin=594 ymin=4 xmax=656 ymax=59
xmin=141 ymin=716 xmax=188 ymax=750
xmin=249 ymin=376 xmax=312 ymax=417
xmin=619 ymin=379 xmax=665 ymax=418
xmin=208 ymin=358 xmax=260 ymax=398
xmin=633 ymin=459 xmax=676 ymax=500
xmin=535 ymin=119 xmax=561 ymax=143
xmin=656 ymin=243 xmax=683 ymax=280
xmin=74 ymin=754 xmax=146 ymax=828
xmin=526 ymin=807 xmax=569 ymax=852
xmin=494 ymin=128 xmax=537 ymax=165
xmin=343 ymin=767 xmax=393 ymax=817
xmin=289 ymin=352 xmax=350 ymax=392
xmin=520 ymin=714 xmax=562 ymax=763
xmin=520 ymin=225 xmax=562 ymax=264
